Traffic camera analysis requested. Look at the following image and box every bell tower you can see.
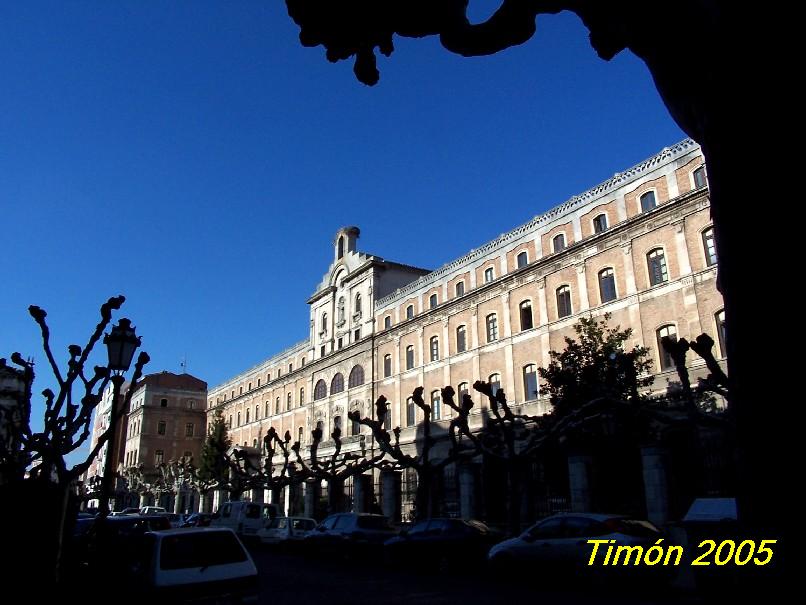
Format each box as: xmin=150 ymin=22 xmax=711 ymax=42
xmin=334 ymin=226 xmax=360 ymax=261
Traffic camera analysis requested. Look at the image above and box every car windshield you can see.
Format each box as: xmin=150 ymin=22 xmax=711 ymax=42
xmin=160 ymin=532 xmax=248 ymax=570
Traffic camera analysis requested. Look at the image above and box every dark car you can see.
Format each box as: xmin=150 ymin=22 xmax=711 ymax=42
xmin=304 ymin=513 xmax=397 ymax=560
xmin=384 ymin=518 xmax=499 ymax=572
xmin=181 ymin=512 xmax=213 ymax=527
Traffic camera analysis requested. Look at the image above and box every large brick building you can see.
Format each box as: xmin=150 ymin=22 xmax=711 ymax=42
xmin=207 ymin=139 xmax=723 ymax=521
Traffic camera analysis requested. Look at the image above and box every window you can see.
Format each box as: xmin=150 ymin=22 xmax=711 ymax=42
xmin=320 ymin=345 xmax=326 ymax=357
xmin=289 ymin=363 xmax=293 ymax=373
xmin=267 ymin=372 xmax=271 ymax=381
xmin=640 ymin=191 xmax=657 ymax=213
xmin=406 ymin=397 xmax=416 ymax=427
xmin=693 ymin=166 xmax=707 ymax=188
xmin=431 ymin=390 xmax=441 ymax=420
xmin=337 ymin=337 xmax=343 ymax=350
xmin=321 ymin=313 xmax=328 ymax=335
xmin=484 ymin=267 xmax=494 ymax=283
xmin=239 ymin=387 xmax=243 ymax=395
xmin=384 ymin=315 xmax=391 ymax=329
xmin=406 ymin=305 xmax=414 ymax=319
xmin=299 ymin=387 xmax=305 ymax=405
xmin=228 ymin=416 xmax=232 ymax=428
xmin=158 ymin=421 xmax=166 ymax=435
xmin=715 ymin=310 xmax=726 ymax=358
xmin=160 ymin=398 xmax=168 ymax=408
xmin=301 ymin=357 xmax=305 ymax=367
xmin=517 ymin=251 xmax=528 ymax=268
xmin=430 ymin=336 xmax=440 ymax=362
xmin=355 ymin=293 xmax=362 ymax=315
xmin=333 ymin=415 xmax=342 ymax=434
xmin=286 ymin=393 xmax=292 ymax=411
xmin=383 ymin=410 xmax=392 ymax=431
xmin=275 ymin=397 xmax=280 ymax=415
xmin=255 ymin=405 xmax=259 ymax=420
xmin=593 ymin=213 xmax=608 ymax=234
xmin=185 ymin=423 xmax=194 ymax=437
xmin=406 ymin=345 xmax=415 ymax=370
xmin=383 ymin=354 xmax=392 ymax=377
xmin=428 ymin=294 xmax=437 ymax=309
xmin=253 ymin=439 xmax=257 ymax=448
xmin=265 ymin=402 xmax=270 ymax=417
xmin=552 ymin=233 xmax=566 ymax=252
xmin=354 ymin=328 xmax=361 ymax=341
xmin=277 ymin=368 xmax=281 ymax=378
xmin=519 ymin=301 xmax=533 ymax=331
xmin=657 ymin=324 xmax=678 ymax=371
xmin=349 ymin=365 xmax=365 ymax=388
xmin=184 ymin=450 xmax=192 ymax=460
xmin=315 ymin=420 xmax=324 ymax=434
xmin=456 ymin=325 xmax=467 ymax=353
xmin=455 ymin=281 xmax=465 ymax=297
xmin=248 ymin=383 xmax=252 ymax=391
xmin=155 ymin=450 xmax=164 ymax=465
xmin=338 ymin=297 xmax=345 ymax=324
xmin=245 ymin=409 xmax=250 ymax=423
xmin=458 ymin=382 xmax=469 ymax=402
xmin=489 ymin=373 xmax=501 ymax=396
xmin=338 ymin=235 xmax=344 ymax=259
xmin=351 ymin=415 xmax=361 ymax=436
xmin=556 ymin=286 xmax=572 ymax=318
xmin=702 ymin=227 xmax=717 ymax=266
xmin=298 ymin=426 xmax=304 ymax=444
xmin=598 ymin=268 xmax=617 ymax=303
xmin=237 ymin=412 xmax=241 ymax=427
xmin=331 ymin=373 xmax=344 ymax=394
xmin=486 ymin=314 xmax=498 ymax=342
xmin=523 ymin=364 xmax=538 ymax=401
xmin=257 ymin=379 xmax=260 ymax=387
xmin=188 ymin=399 xmax=195 ymax=409
xmin=647 ymin=248 xmax=668 ymax=286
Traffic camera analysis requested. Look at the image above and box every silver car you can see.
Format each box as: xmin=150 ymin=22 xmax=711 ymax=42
xmin=257 ymin=516 xmax=316 ymax=546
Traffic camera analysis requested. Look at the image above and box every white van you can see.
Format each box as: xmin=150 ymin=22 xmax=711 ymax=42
xmin=211 ymin=501 xmax=279 ymax=538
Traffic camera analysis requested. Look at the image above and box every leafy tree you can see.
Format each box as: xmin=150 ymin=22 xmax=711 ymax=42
xmin=198 ymin=408 xmax=231 ymax=488
xmin=538 ymin=313 xmax=653 ymax=418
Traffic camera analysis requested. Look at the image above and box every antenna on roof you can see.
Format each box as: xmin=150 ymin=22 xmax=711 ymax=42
xmin=180 ymin=355 xmax=187 ymax=374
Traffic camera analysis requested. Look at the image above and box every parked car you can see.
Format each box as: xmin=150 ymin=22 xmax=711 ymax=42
xmin=304 ymin=513 xmax=397 ymax=560
xmin=140 ymin=506 xmax=167 ymax=515
xmin=384 ymin=518 xmax=499 ymax=572
xmin=129 ymin=527 xmax=258 ymax=602
xmin=488 ymin=513 xmax=662 ymax=572
xmin=257 ymin=516 xmax=316 ymax=548
xmin=210 ymin=501 xmax=279 ymax=539
xmin=156 ymin=512 xmax=187 ymax=528
xmin=181 ymin=512 xmax=213 ymax=528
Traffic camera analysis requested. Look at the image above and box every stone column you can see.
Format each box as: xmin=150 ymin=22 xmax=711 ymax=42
xmin=250 ymin=488 xmax=264 ymax=503
xmin=353 ymin=474 xmax=373 ymax=513
xmin=641 ymin=446 xmax=670 ymax=526
xmin=139 ymin=492 xmax=148 ymax=508
xmin=304 ymin=480 xmax=321 ymax=518
xmin=381 ymin=470 xmax=401 ymax=523
xmin=327 ymin=478 xmax=345 ymax=514
xmin=173 ymin=491 xmax=183 ymax=514
xmin=199 ymin=491 xmax=210 ymax=514
xmin=458 ymin=464 xmax=477 ymax=520
xmin=568 ymin=455 xmax=593 ymax=512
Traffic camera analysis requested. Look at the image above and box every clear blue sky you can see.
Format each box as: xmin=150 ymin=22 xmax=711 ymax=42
xmin=0 ymin=2 xmax=685 ymax=465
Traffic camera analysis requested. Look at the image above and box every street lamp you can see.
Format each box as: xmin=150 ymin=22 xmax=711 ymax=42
xmin=97 ymin=319 xmax=141 ymax=518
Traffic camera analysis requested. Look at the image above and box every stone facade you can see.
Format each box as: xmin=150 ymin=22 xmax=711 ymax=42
xmin=208 ymin=139 xmax=723 ymax=521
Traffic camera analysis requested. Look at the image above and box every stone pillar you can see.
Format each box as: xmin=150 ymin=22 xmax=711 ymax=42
xmin=289 ymin=483 xmax=303 ymax=516
xmin=173 ymin=491 xmax=183 ymax=514
xmin=381 ymin=471 xmax=401 ymax=523
xmin=304 ymin=480 xmax=321 ymax=518
xmin=327 ymin=478 xmax=345 ymax=514
xmin=458 ymin=464 xmax=477 ymax=520
xmin=641 ymin=446 xmax=670 ymax=526
xmin=353 ymin=474 xmax=373 ymax=513
xmin=199 ymin=491 xmax=209 ymax=513
xmin=250 ymin=488 xmax=264 ymax=503
xmin=568 ymin=455 xmax=593 ymax=513
xmin=139 ymin=492 xmax=148 ymax=508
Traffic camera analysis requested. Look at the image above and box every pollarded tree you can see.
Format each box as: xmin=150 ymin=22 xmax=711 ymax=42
xmin=538 ymin=313 xmax=653 ymax=418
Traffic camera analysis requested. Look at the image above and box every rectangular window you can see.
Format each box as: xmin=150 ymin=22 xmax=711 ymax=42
xmin=383 ymin=355 xmax=392 ymax=378
xmin=593 ymin=214 xmax=608 ymax=233
xmin=155 ymin=450 xmax=164 ymax=465
xmin=486 ymin=315 xmax=498 ymax=342
xmin=185 ymin=423 xmax=194 ymax=437
xmin=456 ymin=326 xmax=467 ymax=353
xmin=338 ymin=337 xmax=343 ymax=349
xmin=320 ymin=345 xmax=326 ymax=357
xmin=158 ymin=421 xmax=166 ymax=436
xmin=484 ymin=267 xmax=494 ymax=283
xmin=517 ymin=251 xmax=528 ymax=268
xmin=354 ymin=328 xmax=361 ymax=341
xmin=406 ymin=399 xmax=416 ymax=427
xmin=406 ymin=346 xmax=415 ymax=370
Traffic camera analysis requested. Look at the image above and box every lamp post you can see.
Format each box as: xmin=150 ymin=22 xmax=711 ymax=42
xmin=97 ymin=319 xmax=140 ymax=519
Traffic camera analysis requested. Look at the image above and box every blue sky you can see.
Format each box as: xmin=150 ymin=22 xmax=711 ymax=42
xmin=0 ymin=2 xmax=685 ymax=465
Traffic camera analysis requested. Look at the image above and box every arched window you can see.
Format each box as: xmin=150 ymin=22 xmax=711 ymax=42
xmin=406 ymin=397 xmax=416 ymax=427
xmin=406 ymin=305 xmax=414 ymax=319
xmin=519 ymin=301 xmax=533 ymax=331
xmin=693 ymin=166 xmax=707 ymax=188
xmin=484 ymin=267 xmax=494 ymax=283
xmin=517 ymin=251 xmax=528 ymax=268
xmin=321 ymin=313 xmax=328 ymax=335
xmin=245 ymin=409 xmax=250 ymax=423
xmin=384 ymin=315 xmax=391 ymax=329
xmin=299 ymin=387 xmax=305 ymax=405
xmin=702 ymin=227 xmax=717 ymax=266
xmin=657 ymin=324 xmax=678 ymax=371
xmin=715 ymin=310 xmax=726 ymax=358
xmin=383 ymin=354 xmax=392 ymax=378
xmin=383 ymin=409 xmax=392 ymax=431
xmin=640 ymin=191 xmax=657 ymax=213
xmin=333 ymin=415 xmax=342 ymax=435
xmin=456 ymin=325 xmax=467 ymax=353
xmin=338 ymin=235 xmax=344 ymax=259
xmin=405 ymin=345 xmax=415 ymax=370
xmin=553 ymin=233 xmax=566 ymax=252
xmin=455 ymin=281 xmax=465 ymax=297
xmin=267 ymin=372 xmax=271 ymax=382
xmin=593 ymin=213 xmax=608 ymax=234
xmin=556 ymin=286 xmax=572 ymax=318
xmin=228 ymin=416 xmax=232 ymax=428
xmin=348 ymin=365 xmax=365 ymax=387
xmin=337 ymin=297 xmax=345 ymax=324
xmin=314 ymin=379 xmax=327 ymax=400
xmin=355 ymin=293 xmax=362 ymax=315
xmin=647 ymin=248 xmax=668 ymax=286
xmin=298 ymin=426 xmax=303 ymax=445
xmin=458 ymin=382 xmax=469 ymax=402
xmin=523 ymin=364 xmax=538 ymax=401
xmin=275 ymin=397 xmax=280 ymax=415
xmin=253 ymin=439 xmax=257 ymax=448
xmin=351 ymin=415 xmax=361 ymax=436
xmin=316 ymin=420 xmax=324 ymax=433
xmin=489 ymin=373 xmax=501 ymax=396
xmin=331 ymin=373 xmax=344 ymax=394
xmin=598 ymin=268 xmax=617 ymax=303
xmin=286 ymin=392 xmax=292 ymax=410
xmin=429 ymin=293 xmax=438 ymax=309
xmin=255 ymin=405 xmax=259 ymax=420
xmin=265 ymin=402 xmax=270 ymax=418
xmin=431 ymin=390 xmax=442 ymax=420
xmin=237 ymin=412 xmax=241 ymax=427
xmin=430 ymin=336 xmax=440 ymax=362
xmin=486 ymin=314 xmax=498 ymax=342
